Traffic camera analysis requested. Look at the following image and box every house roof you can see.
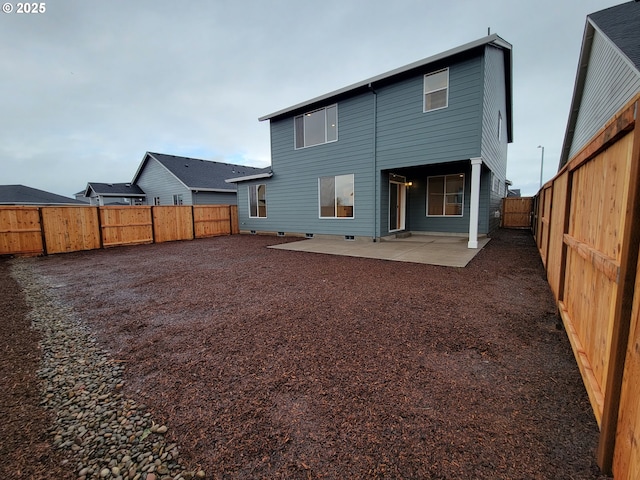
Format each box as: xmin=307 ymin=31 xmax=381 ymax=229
xmin=131 ymin=152 xmax=268 ymax=192
xmin=258 ymin=33 xmax=513 ymax=142
xmin=0 ymin=184 xmax=86 ymax=205
xmin=589 ymin=1 xmax=640 ymax=72
xmin=84 ymin=182 xmax=146 ymax=197
xmin=559 ymin=0 xmax=640 ymax=167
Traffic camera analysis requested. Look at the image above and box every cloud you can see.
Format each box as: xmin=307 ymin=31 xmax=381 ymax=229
xmin=0 ymin=0 xmax=620 ymax=197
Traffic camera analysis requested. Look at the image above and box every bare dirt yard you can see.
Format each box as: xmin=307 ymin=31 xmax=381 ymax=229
xmin=2 ymin=229 xmax=612 ymax=479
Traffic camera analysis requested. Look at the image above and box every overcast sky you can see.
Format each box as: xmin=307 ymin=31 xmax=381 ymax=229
xmin=0 ymin=0 xmax=622 ymax=198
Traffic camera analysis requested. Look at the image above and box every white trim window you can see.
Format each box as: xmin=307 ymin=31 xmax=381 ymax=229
xmin=423 ymin=68 xmax=449 ymax=112
xmin=249 ymin=184 xmax=267 ymax=218
xmin=173 ymin=194 xmax=183 ymax=205
xmin=153 ymin=196 xmax=161 ymax=205
xmin=427 ymin=174 xmax=464 ymax=216
xmin=319 ymin=174 xmax=354 ymax=218
xmin=295 ymin=104 xmax=338 ymax=149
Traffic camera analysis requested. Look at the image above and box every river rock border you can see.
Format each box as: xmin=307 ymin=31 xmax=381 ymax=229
xmin=10 ymin=260 xmax=206 ymax=480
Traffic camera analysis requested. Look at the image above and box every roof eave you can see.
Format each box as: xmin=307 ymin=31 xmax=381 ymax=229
xmin=259 ymin=34 xmax=512 ymax=122
xmin=225 ymin=172 xmax=274 ymax=183
xmin=559 ymin=19 xmax=596 ymax=169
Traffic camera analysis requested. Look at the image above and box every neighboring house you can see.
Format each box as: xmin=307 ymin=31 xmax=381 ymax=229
xmin=131 ymin=152 xmax=268 ymax=206
xmin=228 ymin=34 xmax=513 ymax=248
xmin=82 ymin=182 xmax=146 ymax=206
xmin=559 ymin=0 xmax=640 ymax=168
xmin=0 ymin=184 xmax=87 ymax=205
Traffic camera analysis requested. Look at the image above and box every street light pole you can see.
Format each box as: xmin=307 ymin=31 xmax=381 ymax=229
xmin=537 ymin=145 xmax=545 ymax=189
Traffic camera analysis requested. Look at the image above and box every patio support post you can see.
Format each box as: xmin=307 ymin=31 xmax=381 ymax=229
xmin=468 ymin=157 xmax=482 ymax=249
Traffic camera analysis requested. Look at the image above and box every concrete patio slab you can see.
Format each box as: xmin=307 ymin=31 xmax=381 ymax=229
xmin=268 ymin=235 xmax=490 ymax=267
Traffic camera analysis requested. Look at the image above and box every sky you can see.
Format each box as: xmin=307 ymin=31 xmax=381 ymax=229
xmin=0 ymin=0 xmax=624 ymax=198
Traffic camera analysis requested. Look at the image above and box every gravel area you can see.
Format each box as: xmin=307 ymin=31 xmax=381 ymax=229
xmin=2 ymin=229 xmax=612 ymax=479
xmin=7 ymin=262 xmax=205 ymax=480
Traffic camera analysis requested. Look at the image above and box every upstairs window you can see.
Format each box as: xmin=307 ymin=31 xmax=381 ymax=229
xmin=249 ymin=184 xmax=267 ymax=218
xmin=173 ymin=194 xmax=183 ymax=205
xmin=423 ymin=68 xmax=449 ymax=112
xmin=295 ymin=104 xmax=338 ymax=149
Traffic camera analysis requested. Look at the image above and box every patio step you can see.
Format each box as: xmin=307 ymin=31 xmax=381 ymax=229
xmin=395 ymin=231 xmax=412 ymax=239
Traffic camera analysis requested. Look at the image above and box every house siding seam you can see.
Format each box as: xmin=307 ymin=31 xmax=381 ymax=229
xmin=569 ymin=28 xmax=640 ymax=159
xmin=135 ymin=158 xmax=193 ymax=206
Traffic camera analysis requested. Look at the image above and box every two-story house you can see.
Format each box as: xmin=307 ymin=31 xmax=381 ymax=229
xmin=228 ymin=34 xmax=513 ymax=248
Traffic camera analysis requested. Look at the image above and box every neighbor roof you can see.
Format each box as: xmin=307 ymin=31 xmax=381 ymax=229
xmin=259 ymin=33 xmax=513 ymax=142
xmin=84 ymin=182 xmax=146 ymax=197
xmin=0 ymin=184 xmax=86 ymax=205
xmin=131 ymin=152 xmax=267 ymax=192
xmin=559 ymin=0 xmax=640 ymax=168
xmin=589 ymin=1 xmax=640 ymax=71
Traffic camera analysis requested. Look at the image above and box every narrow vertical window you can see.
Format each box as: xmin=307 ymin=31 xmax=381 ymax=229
xmin=498 ymin=111 xmax=503 ymax=141
xmin=423 ymin=68 xmax=449 ymax=112
xmin=249 ymin=184 xmax=267 ymax=218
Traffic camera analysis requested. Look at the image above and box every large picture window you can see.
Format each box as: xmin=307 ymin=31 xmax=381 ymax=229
xmin=423 ymin=68 xmax=449 ymax=112
xmin=427 ymin=174 xmax=464 ymax=216
xmin=249 ymin=184 xmax=267 ymax=218
xmin=319 ymin=174 xmax=354 ymax=218
xmin=295 ymin=105 xmax=338 ymax=149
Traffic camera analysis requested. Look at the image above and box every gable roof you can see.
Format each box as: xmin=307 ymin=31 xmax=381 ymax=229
xmin=589 ymin=1 xmax=640 ymax=72
xmin=84 ymin=182 xmax=146 ymax=197
xmin=0 ymin=184 xmax=86 ymax=205
xmin=131 ymin=152 xmax=267 ymax=192
xmin=258 ymin=33 xmax=513 ymax=142
xmin=559 ymin=1 xmax=640 ymax=167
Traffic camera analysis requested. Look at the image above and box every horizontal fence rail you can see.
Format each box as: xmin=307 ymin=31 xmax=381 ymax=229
xmin=533 ymin=94 xmax=640 ymax=478
xmin=0 ymin=204 xmax=238 ymax=256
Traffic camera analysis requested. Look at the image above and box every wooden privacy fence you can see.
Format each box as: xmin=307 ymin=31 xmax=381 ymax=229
xmin=501 ymin=197 xmax=533 ymax=228
xmin=0 ymin=204 xmax=238 ymax=256
xmin=533 ymin=94 xmax=640 ymax=478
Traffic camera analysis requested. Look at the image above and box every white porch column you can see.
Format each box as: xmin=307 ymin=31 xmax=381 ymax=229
xmin=468 ymin=157 xmax=482 ymax=249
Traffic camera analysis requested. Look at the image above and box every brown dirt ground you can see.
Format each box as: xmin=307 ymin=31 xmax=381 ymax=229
xmin=1 ymin=229 xmax=613 ymax=479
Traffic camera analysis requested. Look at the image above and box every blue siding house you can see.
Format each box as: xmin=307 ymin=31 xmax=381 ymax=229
xmin=229 ymin=34 xmax=513 ymax=248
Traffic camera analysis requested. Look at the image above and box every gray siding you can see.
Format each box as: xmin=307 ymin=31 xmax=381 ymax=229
xmin=481 ymin=45 xmax=509 ymax=233
xmin=193 ymin=191 xmax=237 ymax=205
xmin=238 ymin=94 xmax=376 ymax=237
xmin=135 ymin=158 xmax=192 ymax=205
xmin=376 ymin=55 xmax=483 ymax=170
xmin=240 ymin=46 xmax=507 ymax=238
xmin=569 ymin=28 xmax=640 ymax=159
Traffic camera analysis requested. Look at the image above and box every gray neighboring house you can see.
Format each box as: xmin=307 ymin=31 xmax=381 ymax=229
xmin=131 ymin=152 xmax=268 ymax=206
xmin=560 ymin=0 xmax=640 ymax=168
xmin=0 ymin=184 xmax=86 ymax=205
xmin=228 ymin=34 xmax=513 ymax=248
xmin=82 ymin=182 xmax=146 ymax=206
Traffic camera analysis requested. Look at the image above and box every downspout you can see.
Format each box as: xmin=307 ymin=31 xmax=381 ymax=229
xmin=369 ymin=83 xmax=378 ymax=241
